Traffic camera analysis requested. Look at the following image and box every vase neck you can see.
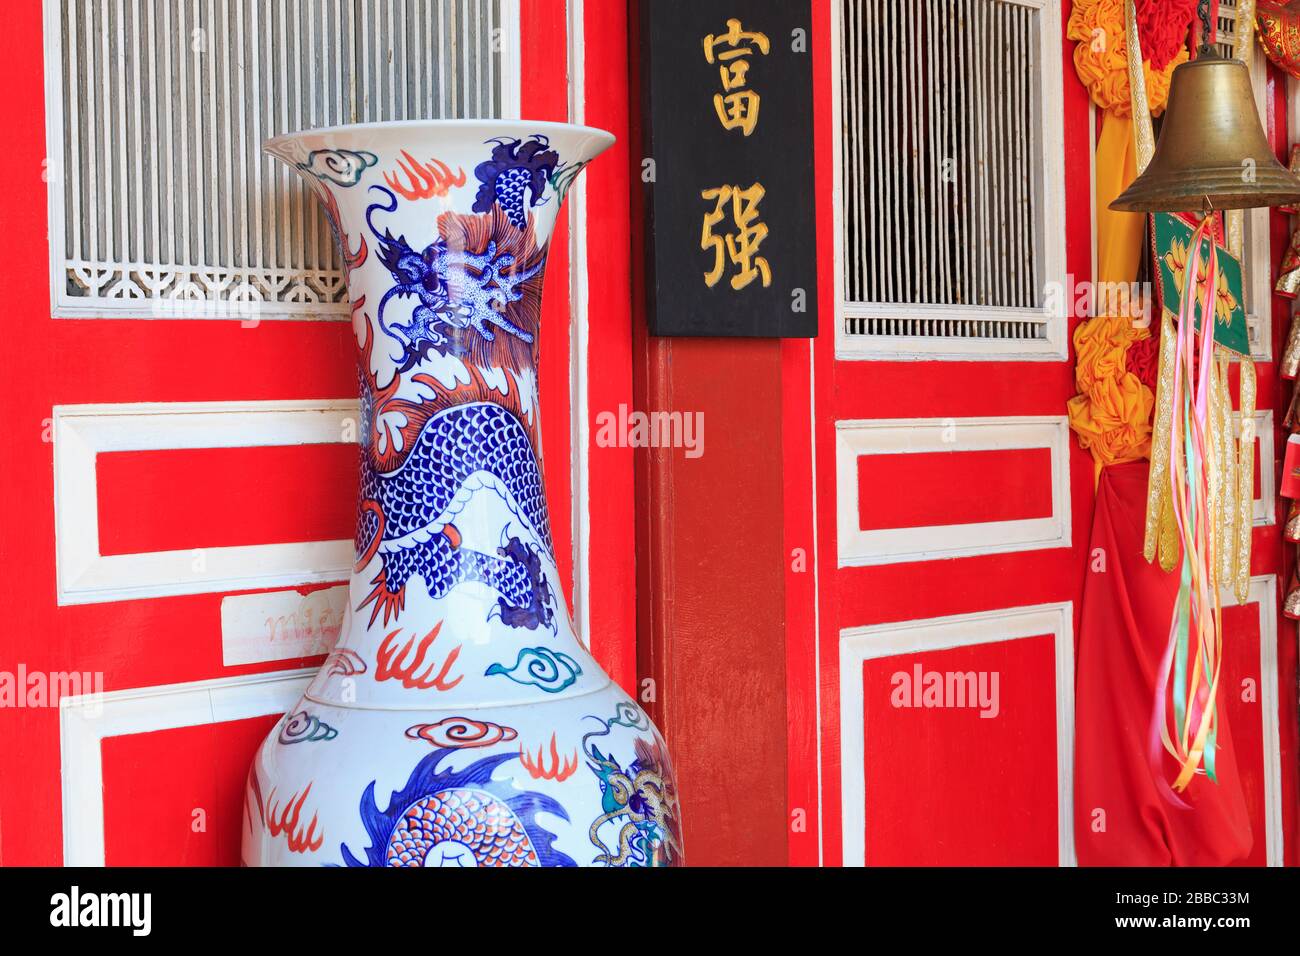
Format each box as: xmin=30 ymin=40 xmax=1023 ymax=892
xmin=264 ymin=123 xmax=613 ymax=711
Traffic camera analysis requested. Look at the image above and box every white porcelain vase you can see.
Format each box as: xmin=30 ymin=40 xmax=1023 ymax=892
xmin=242 ymin=120 xmax=682 ymax=868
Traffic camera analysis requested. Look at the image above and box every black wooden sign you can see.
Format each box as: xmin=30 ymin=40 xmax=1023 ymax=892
xmin=641 ymin=0 xmax=818 ymax=338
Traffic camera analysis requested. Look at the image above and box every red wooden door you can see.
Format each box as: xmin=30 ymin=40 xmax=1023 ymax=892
xmin=784 ymin=0 xmax=1298 ymax=868
xmin=0 ymin=0 xmax=636 ymax=866
xmin=781 ymin=0 xmax=1091 ymax=868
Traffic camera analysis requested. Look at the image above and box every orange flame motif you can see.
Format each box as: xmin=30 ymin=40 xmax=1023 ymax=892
xmin=518 ymin=733 xmax=579 ymax=782
xmin=383 ymin=151 xmax=467 ymax=201
xmin=267 ymin=784 xmax=324 ymax=854
xmin=375 ymin=621 xmax=464 ymax=691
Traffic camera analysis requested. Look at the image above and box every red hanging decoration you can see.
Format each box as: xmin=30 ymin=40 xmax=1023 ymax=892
xmin=1284 ymin=434 xmax=1300 ymax=499
xmin=1259 ymin=1 xmax=1300 ymax=79
xmin=1137 ymin=0 xmax=1200 ymax=70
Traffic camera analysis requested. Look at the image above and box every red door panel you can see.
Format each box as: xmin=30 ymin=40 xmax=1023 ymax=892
xmin=97 ymin=445 xmax=358 ymax=555
xmin=789 ymin=0 xmax=1297 ymax=868
xmin=856 ymin=448 xmax=1055 ymax=531
xmin=861 ymin=637 xmax=1060 ymax=866
xmin=1221 ymin=597 xmax=1273 ymax=867
xmin=102 ymin=715 xmax=280 ymax=866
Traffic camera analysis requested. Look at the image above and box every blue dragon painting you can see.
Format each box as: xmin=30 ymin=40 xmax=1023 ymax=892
xmin=367 ymin=186 xmax=545 ymax=375
xmin=354 ymin=355 xmax=556 ymax=632
xmin=339 ymin=747 xmax=576 ymax=867
xmin=349 ymin=135 xmax=568 ymax=633
xmin=473 ymin=135 xmax=560 ymax=229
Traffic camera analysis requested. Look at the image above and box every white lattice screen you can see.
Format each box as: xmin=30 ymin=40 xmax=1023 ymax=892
xmin=43 ymin=0 xmax=519 ymax=319
xmin=835 ymin=0 xmax=1066 ymax=360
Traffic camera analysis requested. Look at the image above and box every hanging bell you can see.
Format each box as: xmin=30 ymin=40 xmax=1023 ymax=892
xmin=1111 ymin=51 xmax=1300 ymax=213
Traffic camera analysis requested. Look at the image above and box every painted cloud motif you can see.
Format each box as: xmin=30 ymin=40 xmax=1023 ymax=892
xmin=297 ymin=148 xmax=379 ymax=187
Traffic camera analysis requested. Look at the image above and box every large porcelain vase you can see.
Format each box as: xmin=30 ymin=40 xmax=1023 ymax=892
xmin=242 ymin=121 xmax=682 ymax=867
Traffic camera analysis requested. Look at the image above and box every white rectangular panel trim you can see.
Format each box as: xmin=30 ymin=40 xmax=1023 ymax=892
xmin=60 ymin=668 xmax=313 ymax=866
xmin=53 ymin=400 xmax=358 ymax=605
xmin=1240 ymin=410 xmax=1276 ymax=527
xmin=836 ymin=415 xmax=1071 ymax=566
xmin=838 ymin=601 xmax=1075 ymax=867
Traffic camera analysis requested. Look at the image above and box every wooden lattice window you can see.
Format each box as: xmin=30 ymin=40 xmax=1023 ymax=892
xmin=42 ymin=0 xmax=520 ymax=320
xmin=835 ymin=0 xmax=1066 ymax=360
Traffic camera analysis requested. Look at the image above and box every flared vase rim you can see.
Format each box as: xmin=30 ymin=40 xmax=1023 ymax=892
xmin=264 ymin=118 xmax=616 ymax=153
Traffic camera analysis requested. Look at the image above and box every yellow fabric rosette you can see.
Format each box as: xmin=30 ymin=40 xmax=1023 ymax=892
xmin=1067 ymin=316 xmax=1155 ymax=475
xmin=1066 ymin=0 xmax=1186 ymax=479
xmin=1068 ymin=0 xmax=1186 ymax=118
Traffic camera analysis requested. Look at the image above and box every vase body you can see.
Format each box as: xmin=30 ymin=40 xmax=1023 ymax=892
xmin=242 ymin=121 xmax=682 ymax=868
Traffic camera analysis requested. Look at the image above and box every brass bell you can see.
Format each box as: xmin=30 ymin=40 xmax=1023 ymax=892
xmin=1111 ymin=52 xmax=1300 ymax=213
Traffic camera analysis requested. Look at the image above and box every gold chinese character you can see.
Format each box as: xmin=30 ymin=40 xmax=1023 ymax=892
xmin=700 ymin=184 xmax=772 ymax=291
xmin=703 ymin=18 xmax=771 ymax=64
xmin=719 ymin=58 xmax=752 ymax=91
xmin=703 ymin=18 xmax=770 ymax=136
xmin=713 ymin=90 xmax=763 ymax=137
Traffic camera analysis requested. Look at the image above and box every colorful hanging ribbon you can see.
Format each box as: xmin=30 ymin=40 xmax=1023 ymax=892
xmin=1149 ymin=217 xmax=1227 ymax=798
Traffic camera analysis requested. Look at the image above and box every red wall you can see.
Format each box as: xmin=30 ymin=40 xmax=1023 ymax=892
xmin=633 ymin=338 xmax=790 ymax=866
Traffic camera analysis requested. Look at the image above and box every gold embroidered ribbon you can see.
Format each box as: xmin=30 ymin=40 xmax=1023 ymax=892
xmin=1227 ymin=0 xmax=1257 ymax=609
xmin=1144 ymin=266 xmax=1255 ymax=606
xmin=1235 ymin=358 xmax=1256 ymax=604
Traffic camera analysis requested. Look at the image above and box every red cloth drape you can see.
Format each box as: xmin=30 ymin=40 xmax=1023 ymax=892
xmin=1075 ymin=461 xmax=1253 ymax=865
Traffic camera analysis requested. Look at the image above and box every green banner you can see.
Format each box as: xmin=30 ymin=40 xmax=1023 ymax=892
xmin=1153 ymin=212 xmax=1250 ymax=357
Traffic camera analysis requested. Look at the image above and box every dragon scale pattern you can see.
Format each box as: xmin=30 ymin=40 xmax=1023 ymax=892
xmin=358 ymin=401 xmax=555 ymax=622
xmin=385 ymin=789 xmax=540 ymax=867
